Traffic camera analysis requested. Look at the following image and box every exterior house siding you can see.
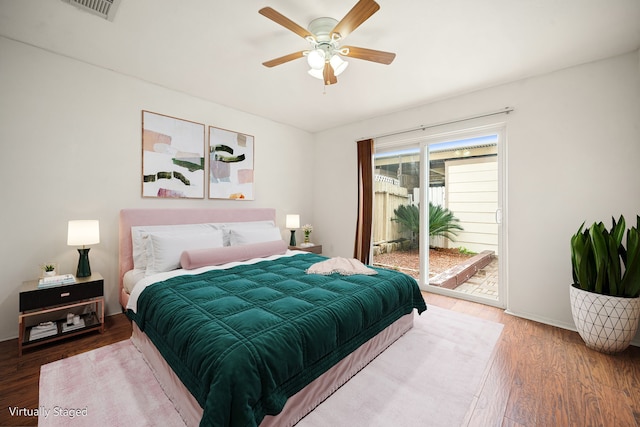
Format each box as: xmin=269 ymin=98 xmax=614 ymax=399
xmin=445 ymin=157 xmax=499 ymax=255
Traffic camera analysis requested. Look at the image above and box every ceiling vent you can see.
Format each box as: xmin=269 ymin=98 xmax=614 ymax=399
xmin=62 ymin=0 xmax=121 ymax=21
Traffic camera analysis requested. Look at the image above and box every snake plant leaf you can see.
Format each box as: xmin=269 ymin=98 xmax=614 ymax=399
xmin=621 ymin=224 xmax=640 ymax=297
xmin=606 ymin=230 xmax=620 ymax=296
xmin=571 ymin=227 xmax=587 ymax=287
xmin=612 ymin=215 xmax=627 ymax=265
xmin=578 ymin=241 xmax=592 ymax=291
xmin=611 ymin=215 xmax=625 ymax=248
xmin=570 ymin=235 xmax=579 ymax=285
xmin=581 ymin=229 xmax=592 ymax=288
xmin=589 ymin=223 xmax=608 ymax=294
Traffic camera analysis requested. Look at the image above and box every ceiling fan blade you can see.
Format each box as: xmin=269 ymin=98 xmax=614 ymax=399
xmin=259 ymin=7 xmax=314 ymax=40
xmin=323 ymin=63 xmax=338 ymax=85
xmin=262 ymin=51 xmax=306 ymax=68
xmin=331 ymin=0 xmax=380 ymax=40
xmin=342 ymin=46 xmax=396 ymax=64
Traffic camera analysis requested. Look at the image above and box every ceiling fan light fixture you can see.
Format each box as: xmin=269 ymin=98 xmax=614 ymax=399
xmin=308 ymin=68 xmax=324 ymax=80
xmin=260 ymin=2 xmax=395 ymax=86
xmin=307 ymin=49 xmax=326 ymax=70
xmin=330 ymin=54 xmax=349 ymax=76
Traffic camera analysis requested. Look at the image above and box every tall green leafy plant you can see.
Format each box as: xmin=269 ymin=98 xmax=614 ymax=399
xmin=570 ymin=215 xmax=640 ymax=297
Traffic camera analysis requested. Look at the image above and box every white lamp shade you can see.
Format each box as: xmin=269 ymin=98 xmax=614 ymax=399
xmin=330 ymin=54 xmax=349 ymax=76
xmin=286 ymin=214 xmax=300 ymax=229
xmin=67 ymin=220 xmax=100 ymax=246
xmin=308 ymin=68 xmax=324 ymax=80
xmin=307 ymin=49 xmax=326 ymax=70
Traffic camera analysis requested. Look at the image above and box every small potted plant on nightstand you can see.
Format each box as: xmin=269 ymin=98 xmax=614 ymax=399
xmin=301 ymin=224 xmax=313 ymax=247
xmin=570 ymin=215 xmax=640 ymax=353
xmin=42 ymin=263 xmax=57 ymax=277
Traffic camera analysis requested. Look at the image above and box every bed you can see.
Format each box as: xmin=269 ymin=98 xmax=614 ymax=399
xmin=119 ymin=208 xmax=426 ymax=427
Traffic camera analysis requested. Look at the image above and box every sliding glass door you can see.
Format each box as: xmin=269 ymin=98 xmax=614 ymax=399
xmin=373 ymin=124 xmax=506 ymax=308
xmin=373 ymin=148 xmax=421 ymax=280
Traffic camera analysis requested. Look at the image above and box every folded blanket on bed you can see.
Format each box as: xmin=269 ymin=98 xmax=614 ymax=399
xmin=306 ymin=257 xmax=377 ymax=276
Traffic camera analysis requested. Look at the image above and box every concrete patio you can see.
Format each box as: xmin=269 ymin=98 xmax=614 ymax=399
xmin=448 ymin=256 xmax=499 ymax=301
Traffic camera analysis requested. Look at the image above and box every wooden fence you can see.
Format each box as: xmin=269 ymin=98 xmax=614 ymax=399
xmin=373 ymin=176 xmax=410 ymax=245
xmin=374 ymin=175 xmax=449 ymax=250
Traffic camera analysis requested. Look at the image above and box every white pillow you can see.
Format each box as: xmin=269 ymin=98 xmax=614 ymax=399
xmin=131 ymin=223 xmax=222 ymax=270
xmin=144 ymin=229 xmax=224 ymax=276
xmin=229 ymin=227 xmax=283 ymax=246
xmin=222 ymin=221 xmax=276 ymax=246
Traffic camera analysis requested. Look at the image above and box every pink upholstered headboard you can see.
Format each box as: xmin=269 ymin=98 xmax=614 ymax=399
xmin=119 ymin=208 xmax=276 ymax=309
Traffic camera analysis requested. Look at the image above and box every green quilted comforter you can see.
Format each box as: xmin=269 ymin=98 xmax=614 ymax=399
xmin=129 ymin=253 xmax=426 ymax=427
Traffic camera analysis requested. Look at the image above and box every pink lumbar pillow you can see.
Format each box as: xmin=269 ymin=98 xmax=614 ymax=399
xmin=180 ymin=240 xmax=288 ymax=270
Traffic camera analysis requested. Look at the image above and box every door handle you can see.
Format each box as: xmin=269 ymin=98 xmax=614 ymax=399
xmin=495 ymin=209 xmax=502 ymax=224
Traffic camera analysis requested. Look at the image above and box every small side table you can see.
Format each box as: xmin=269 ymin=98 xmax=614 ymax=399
xmin=18 ymin=273 xmax=105 ymax=356
xmin=289 ymin=244 xmax=322 ymax=254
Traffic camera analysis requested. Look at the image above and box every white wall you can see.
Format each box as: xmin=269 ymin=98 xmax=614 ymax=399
xmin=2 ymin=37 xmax=638 ymax=344
xmin=0 ymin=37 xmax=315 ymax=341
xmin=313 ymin=51 xmax=640 ymax=334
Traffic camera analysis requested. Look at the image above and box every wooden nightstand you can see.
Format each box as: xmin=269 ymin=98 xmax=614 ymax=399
xmin=18 ymin=273 xmax=104 ymax=356
xmin=289 ymin=244 xmax=322 ymax=254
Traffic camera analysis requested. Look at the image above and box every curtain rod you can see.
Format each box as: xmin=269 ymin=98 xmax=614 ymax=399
xmin=363 ymin=107 xmax=514 ymax=141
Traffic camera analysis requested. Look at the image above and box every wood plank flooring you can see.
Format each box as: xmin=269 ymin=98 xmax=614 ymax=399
xmin=1 ymin=293 xmax=638 ymax=426
xmin=424 ymin=293 xmax=640 ymax=427
xmin=0 ymin=313 xmax=132 ymax=427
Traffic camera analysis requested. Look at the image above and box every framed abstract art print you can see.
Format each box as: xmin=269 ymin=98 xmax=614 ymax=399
xmin=141 ymin=111 xmax=205 ymax=198
xmin=208 ymin=126 xmax=255 ymax=200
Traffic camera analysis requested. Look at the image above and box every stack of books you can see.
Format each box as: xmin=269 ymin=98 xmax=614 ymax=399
xmin=38 ymin=274 xmax=76 ymax=288
xmin=29 ymin=322 xmax=58 ymax=341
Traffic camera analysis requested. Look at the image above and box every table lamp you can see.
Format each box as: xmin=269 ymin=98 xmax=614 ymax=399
xmin=67 ymin=220 xmax=100 ymax=277
xmin=286 ymin=214 xmax=300 ymax=246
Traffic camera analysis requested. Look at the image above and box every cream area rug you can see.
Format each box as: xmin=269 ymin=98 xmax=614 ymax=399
xmin=39 ymin=306 xmax=503 ymax=427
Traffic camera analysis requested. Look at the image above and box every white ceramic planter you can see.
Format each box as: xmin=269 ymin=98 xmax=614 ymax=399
xmin=570 ymin=285 xmax=640 ymax=353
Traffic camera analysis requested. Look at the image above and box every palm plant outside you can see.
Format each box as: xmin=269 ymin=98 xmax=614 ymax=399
xmin=428 ymin=203 xmax=464 ymax=241
xmin=392 ymin=203 xmax=463 ymax=248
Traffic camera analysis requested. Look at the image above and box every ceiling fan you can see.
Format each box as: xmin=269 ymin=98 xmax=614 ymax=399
xmin=259 ymin=0 xmax=396 ymax=86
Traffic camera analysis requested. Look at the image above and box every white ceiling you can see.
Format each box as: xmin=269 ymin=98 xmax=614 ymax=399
xmin=1 ymin=0 xmax=639 ymax=133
